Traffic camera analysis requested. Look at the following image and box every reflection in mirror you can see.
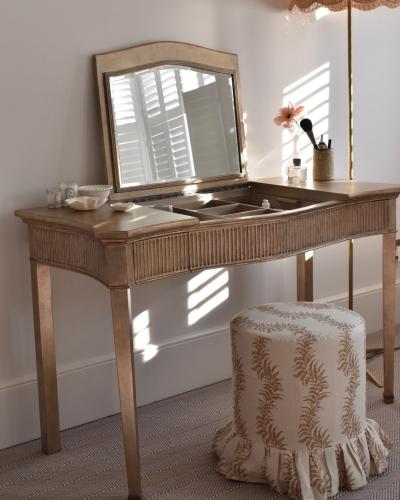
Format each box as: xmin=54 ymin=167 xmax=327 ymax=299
xmin=108 ymin=65 xmax=241 ymax=188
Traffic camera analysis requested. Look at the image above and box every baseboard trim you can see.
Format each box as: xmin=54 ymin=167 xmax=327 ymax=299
xmin=322 ymin=279 xmax=400 ymax=335
xmin=0 ymin=325 xmax=227 ymax=394
xmin=0 ymin=326 xmax=231 ymax=449
xmin=1 ymin=279 xmax=398 ymax=449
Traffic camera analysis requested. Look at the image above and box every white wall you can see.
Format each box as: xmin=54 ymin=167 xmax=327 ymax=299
xmin=0 ymin=0 xmax=399 ymax=449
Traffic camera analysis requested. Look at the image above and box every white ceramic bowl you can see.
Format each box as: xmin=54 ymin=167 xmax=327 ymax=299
xmin=78 ymin=184 xmax=112 ymax=204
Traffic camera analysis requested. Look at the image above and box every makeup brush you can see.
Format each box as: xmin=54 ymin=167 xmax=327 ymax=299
xmin=300 ymin=118 xmax=318 ymax=149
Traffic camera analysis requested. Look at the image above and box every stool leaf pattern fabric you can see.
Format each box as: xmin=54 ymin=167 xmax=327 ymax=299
xmin=213 ymin=303 xmax=391 ymax=500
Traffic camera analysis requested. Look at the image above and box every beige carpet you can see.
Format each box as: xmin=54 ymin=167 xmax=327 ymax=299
xmin=1 ymin=347 xmax=400 ymax=499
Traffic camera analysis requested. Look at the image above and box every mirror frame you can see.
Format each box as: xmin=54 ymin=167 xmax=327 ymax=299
xmin=94 ymin=42 xmax=247 ymax=200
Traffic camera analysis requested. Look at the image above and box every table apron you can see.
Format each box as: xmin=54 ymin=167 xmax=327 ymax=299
xmin=28 ymin=198 xmax=395 ymax=286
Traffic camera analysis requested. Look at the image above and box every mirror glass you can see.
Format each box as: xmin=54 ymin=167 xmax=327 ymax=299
xmin=108 ymin=65 xmax=241 ymax=188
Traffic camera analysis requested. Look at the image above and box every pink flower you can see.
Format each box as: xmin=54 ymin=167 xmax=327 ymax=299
xmin=273 ymin=104 xmax=304 ymax=130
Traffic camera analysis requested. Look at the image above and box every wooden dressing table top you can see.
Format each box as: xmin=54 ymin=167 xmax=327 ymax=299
xmin=16 ymin=178 xmax=400 ymax=241
xmin=258 ymin=177 xmax=400 ymax=200
xmin=15 ymin=204 xmax=198 ymax=240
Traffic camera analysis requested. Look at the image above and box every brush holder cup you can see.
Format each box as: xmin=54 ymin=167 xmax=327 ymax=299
xmin=313 ymin=148 xmax=334 ymax=181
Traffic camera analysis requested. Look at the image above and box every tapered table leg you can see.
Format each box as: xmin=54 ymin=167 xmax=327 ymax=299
xmin=30 ymin=262 xmax=61 ymax=454
xmin=110 ymin=288 xmax=141 ymax=499
xmin=297 ymin=251 xmax=313 ymax=302
xmin=383 ymin=232 xmax=396 ymax=404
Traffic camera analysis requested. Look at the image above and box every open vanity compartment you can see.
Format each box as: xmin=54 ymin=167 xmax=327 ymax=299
xmin=148 ymin=183 xmax=322 ymax=221
xmin=164 ymin=200 xmax=276 ymax=220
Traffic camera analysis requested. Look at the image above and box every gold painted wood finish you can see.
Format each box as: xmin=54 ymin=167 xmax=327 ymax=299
xmin=110 ymin=288 xmax=141 ymax=499
xmin=16 ymin=178 xmax=400 ymax=499
xmin=30 ymin=262 xmax=61 ymax=455
xmin=383 ymin=231 xmax=396 ymax=404
xmin=297 ymin=252 xmax=313 ymax=302
xmin=94 ymin=42 xmax=247 ymax=198
xmin=20 ymin=198 xmax=395 ymax=285
xmin=17 ymin=176 xmax=400 ymax=285
xmin=29 ymin=225 xmax=107 ymax=284
xmin=22 ymin=205 xmax=198 ymax=240
xmin=255 ymin=177 xmax=400 ymax=200
xmin=188 ymin=199 xmax=392 ymax=271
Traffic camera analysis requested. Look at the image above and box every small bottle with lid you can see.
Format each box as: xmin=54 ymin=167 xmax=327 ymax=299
xmin=261 ymin=199 xmax=271 ymax=210
xmin=288 ymin=158 xmax=307 ymax=184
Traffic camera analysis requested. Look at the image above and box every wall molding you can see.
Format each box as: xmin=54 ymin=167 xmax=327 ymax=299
xmin=0 ymin=326 xmax=231 ymax=449
xmin=1 ymin=279 xmax=398 ymax=449
xmin=322 ymin=278 xmax=400 ymax=335
xmin=0 ymin=326 xmax=228 ymax=394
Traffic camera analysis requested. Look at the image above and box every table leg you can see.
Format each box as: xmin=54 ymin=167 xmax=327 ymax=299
xmin=110 ymin=288 xmax=141 ymax=499
xmin=383 ymin=232 xmax=396 ymax=404
xmin=297 ymin=251 xmax=314 ymax=302
xmin=30 ymin=262 xmax=61 ymax=454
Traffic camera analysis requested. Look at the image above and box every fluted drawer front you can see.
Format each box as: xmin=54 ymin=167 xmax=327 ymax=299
xmin=133 ymin=233 xmax=189 ymax=282
xmin=190 ymin=200 xmax=389 ymax=269
xmin=30 ymin=226 xmax=105 ymax=281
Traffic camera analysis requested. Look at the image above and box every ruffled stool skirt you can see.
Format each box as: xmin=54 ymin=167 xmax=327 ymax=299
xmin=213 ymin=303 xmax=391 ymax=500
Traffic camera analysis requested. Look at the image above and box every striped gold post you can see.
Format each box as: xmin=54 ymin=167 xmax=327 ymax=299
xmin=347 ymin=0 xmax=353 ymax=184
xmin=348 ymin=0 xmax=384 ymax=388
xmin=347 ymin=0 xmax=354 ymax=312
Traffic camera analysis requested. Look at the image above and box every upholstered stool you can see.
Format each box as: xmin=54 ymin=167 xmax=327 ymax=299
xmin=213 ymin=303 xmax=391 ymax=500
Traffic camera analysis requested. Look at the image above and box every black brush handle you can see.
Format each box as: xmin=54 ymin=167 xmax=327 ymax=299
xmin=305 ymin=129 xmax=318 ymax=150
xmin=300 ymin=118 xmax=318 ymax=149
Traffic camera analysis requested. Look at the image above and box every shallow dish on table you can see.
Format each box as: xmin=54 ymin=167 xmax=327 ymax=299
xmin=64 ymin=196 xmax=106 ymax=211
xmin=110 ymin=202 xmax=138 ymax=212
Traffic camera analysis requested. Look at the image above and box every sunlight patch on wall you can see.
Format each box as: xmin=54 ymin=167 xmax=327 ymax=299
xmin=282 ymin=63 xmax=330 ymax=175
xmin=187 ymin=268 xmax=229 ymax=325
xmin=305 ymin=250 xmax=313 ymax=261
xmin=133 ymin=309 xmax=159 ymax=362
xmin=142 ymin=344 xmax=159 ymax=362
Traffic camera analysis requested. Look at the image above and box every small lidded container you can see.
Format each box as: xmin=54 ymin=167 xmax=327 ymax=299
xmin=59 ymin=182 xmax=79 ymax=205
xmin=288 ymin=158 xmax=307 ymax=184
xmin=262 ymin=199 xmax=271 ymax=209
xmin=46 ymin=188 xmax=63 ymax=208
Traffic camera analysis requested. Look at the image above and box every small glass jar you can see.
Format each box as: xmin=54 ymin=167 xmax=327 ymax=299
xmin=59 ymin=182 xmax=78 ymax=205
xmin=288 ymin=158 xmax=307 ymax=184
xmin=46 ymin=188 xmax=63 ymax=208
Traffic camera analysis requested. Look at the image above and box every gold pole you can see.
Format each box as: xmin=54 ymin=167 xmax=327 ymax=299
xmin=350 ymin=1 xmax=383 ymax=387
xmin=347 ymin=0 xmax=354 ymax=311
xmin=347 ymin=0 xmax=353 ymax=182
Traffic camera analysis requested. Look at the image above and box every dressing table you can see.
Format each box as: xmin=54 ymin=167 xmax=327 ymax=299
xmin=15 ymin=42 xmax=400 ymax=498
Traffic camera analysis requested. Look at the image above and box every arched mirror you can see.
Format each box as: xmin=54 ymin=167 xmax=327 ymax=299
xmin=95 ymin=42 xmax=246 ymax=199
